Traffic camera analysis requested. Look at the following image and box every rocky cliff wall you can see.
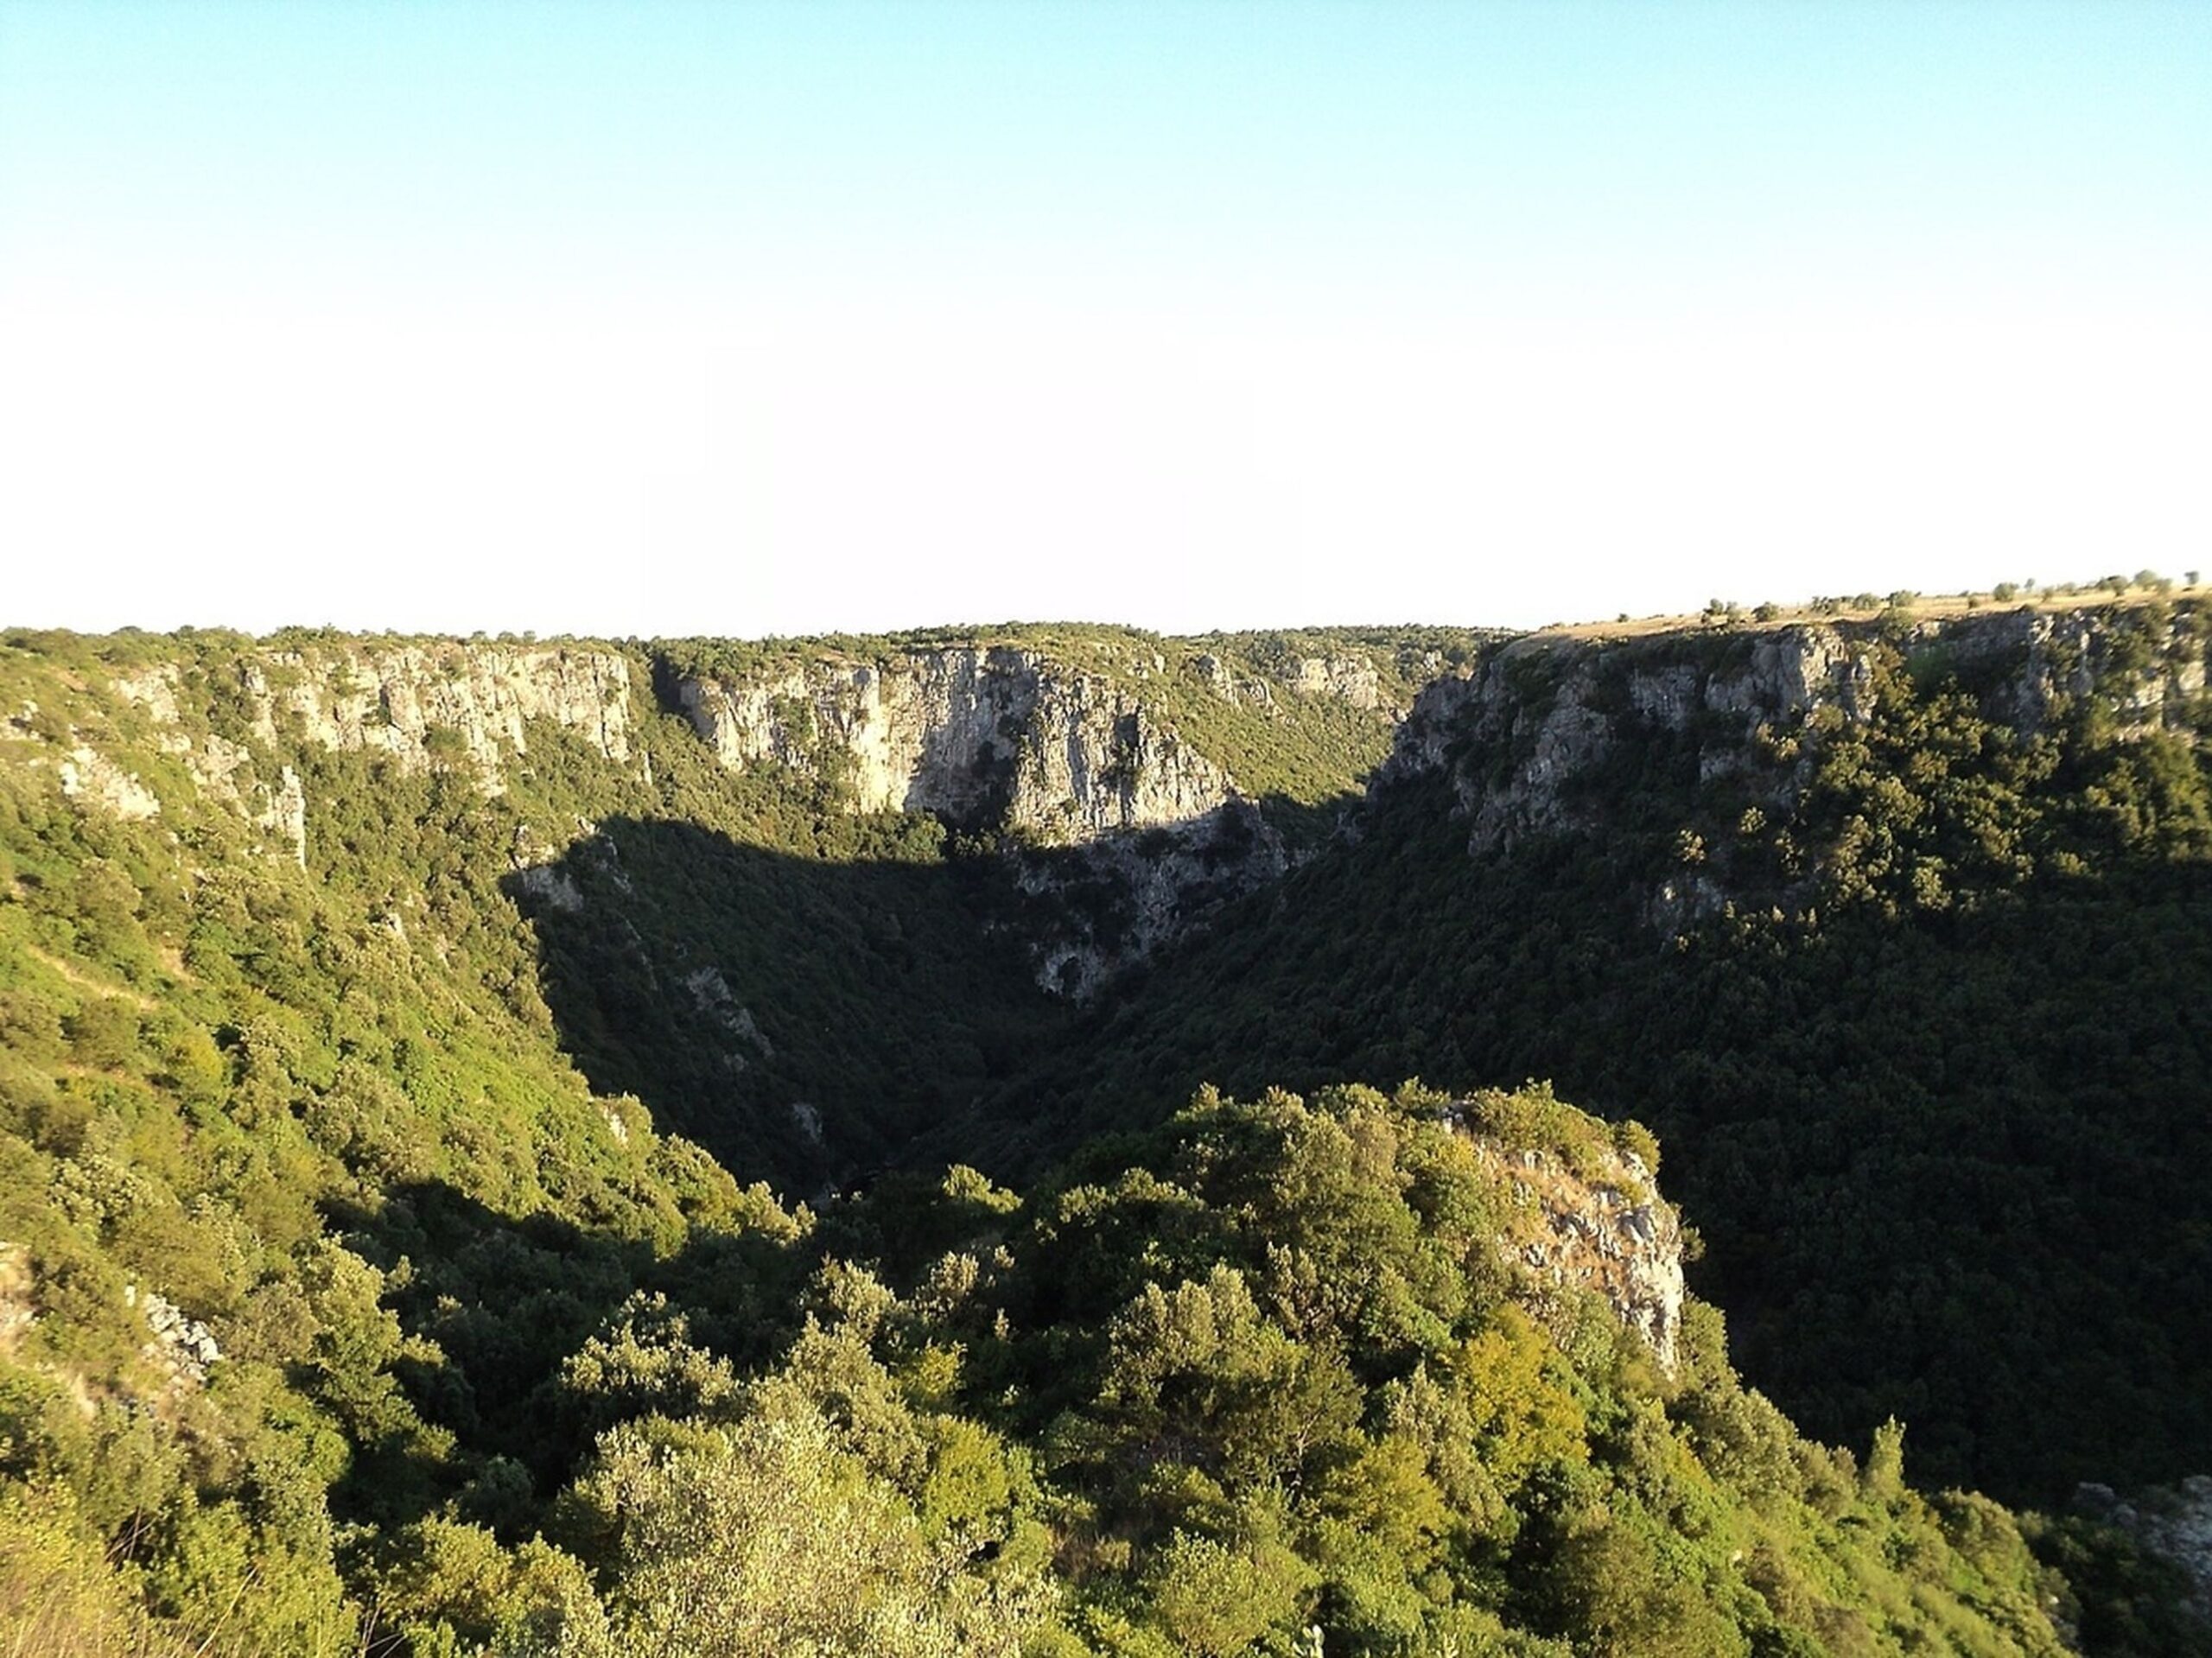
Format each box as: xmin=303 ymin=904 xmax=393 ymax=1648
xmin=45 ymin=632 xmax=1420 ymax=998
xmin=1385 ymin=605 xmax=2212 ymax=861
xmin=1188 ymin=648 xmax=1395 ymax=712
xmin=671 ymin=641 xmax=1417 ymax=993
xmin=83 ymin=643 xmax=634 ymax=865
xmin=671 ymin=638 xmax=1453 ymax=843
xmin=675 ymin=647 xmax=1234 ymax=841
xmin=116 ymin=643 xmax=634 ymax=782
xmin=1014 ymin=801 xmax=1289 ymax=1000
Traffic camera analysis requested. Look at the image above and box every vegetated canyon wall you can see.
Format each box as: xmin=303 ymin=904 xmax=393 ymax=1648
xmin=667 ymin=639 xmax=1433 ymax=994
xmin=38 ymin=608 xmax=2208 ymax=992
xmin=116 ymin=642 xmax=636 ymax=779
xmin=31 ymin=632 xmax=1433 ymax=997
xmin=1382 ymin=602 xmax=2212 ymax=920
xmin=21 ymin=641 xmax=635 ymax=869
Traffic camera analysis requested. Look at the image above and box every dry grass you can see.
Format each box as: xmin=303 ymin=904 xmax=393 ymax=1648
xmin=1536 ymin=581 xmax=2206 ymax=645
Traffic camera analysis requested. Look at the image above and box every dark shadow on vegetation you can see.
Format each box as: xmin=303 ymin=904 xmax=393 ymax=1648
xmin=973 ymin=771 xmax=2212 ymax=1506
xmin=320 ymin=1177 xmax=819 ymax=1534
xmin=504 ymin=816 xmax=1074 ymax=1197
xmin=1249 ymin=790 xmax=1363 ymax=856
xmin=503 ymin=795 xmax=1362 ymax=1197
xmin=496 ymin=734 xmax=2212 ymax=1508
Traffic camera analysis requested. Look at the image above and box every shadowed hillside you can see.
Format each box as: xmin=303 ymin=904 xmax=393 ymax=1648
xmin=986 ymin=605 xmax=2212 ymax=1504
xmin=1 ymin=613 xmax=2206 ymax=1652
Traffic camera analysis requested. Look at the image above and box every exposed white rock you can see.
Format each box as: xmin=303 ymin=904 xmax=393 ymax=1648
xmin=788 ymin=1101 xmax=824 ymax=1147
xmin=1462 ymin=1132 xmax=1686 ymax=1372
xmin=58 ymin=746 xmax=162 ymax=820
xmin=126 ymin=1284 xmax=220 ymax=1387
xmin=1703 ymin=627 xmax=1854 ymax=723
xmin=682 ymin=967 xmax=773 ymax=1054
xmin=159 ymin=731 xmax=308 ymax=864
xmin=259 ymin=765 xmax=308 ymax=866
xmin=677 ymin=648 xmax=1236 ymax=842
xmin=274 ymin=645 xmax=633 ymax=776
xmin=1189 ymin=653 xmax=1239 ymax=700
xmin=1386 ymin=608 xmax=2212 ymax=866
xmin=1465 ymin=690 xmax=1613 ymax=852
xmin=0 ymin=1243 xmax=33 ymax=1355
xmin=1630 ymin=666 xmax=1700 ymax=730
xmin=2077 ymin=1476 xmax=2212 ymax=1625
xmin=1287 ymin=654 xmax=1382 ymax=708
xmin=513 ymin=864 xmax=584 ymax=912
xmin=110 ymin=667 xmax=183 ymax=727
xmin=1010 ymin=800 xmax=1287 ymax=998
xmin=114 ymin=645 xmax=634 ymax=792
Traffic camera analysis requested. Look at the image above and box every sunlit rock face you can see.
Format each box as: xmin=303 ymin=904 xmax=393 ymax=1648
xmin=675 ymin=646 xmax=1288 ymax=996
xmin=119 ymin=644 xmax=634 ymax=780
xmin=1465 ymin=1132 xmax=1687 ymax=1374
xmin=1384 ymin=605 xmax=2212 ymax=861
xmin=675 ymin=646 xmax=1235 ymax=842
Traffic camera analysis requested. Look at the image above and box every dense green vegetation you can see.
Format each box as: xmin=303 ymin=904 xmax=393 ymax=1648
xmin=0 ymin=615 xmax=2204 ymax=1651
xmin=988 ymin=610 xmax=2212 ymax=1509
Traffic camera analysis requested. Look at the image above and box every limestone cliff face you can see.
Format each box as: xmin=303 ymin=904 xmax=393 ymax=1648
xmin=1385 ymin=624 xmax=1862 ymax=855
xmin=55 ymin=745 xmax=165 ymax=823
xmin=118 ymin=644 xmax=633 ymax=784
xmin=675 ymin=648 xmax=1234 ymax=842
xmin=2075 ymin=1477 xmax=2212 ymax=1626
xmin=55 ymin=630 xmax=1416 ymax=997
xmin=675 ymin=645 xmax=1309 ymax=996
xmin=1189 ymin=649 xmax=1399 ymax=713
xmin=1384 ymin=606 xmax=2212 ymax=862
xmin=1014 ymin=801 xmax=1288 ymax=1000
xmin=102 ymin=645 xmax=636 ymax=862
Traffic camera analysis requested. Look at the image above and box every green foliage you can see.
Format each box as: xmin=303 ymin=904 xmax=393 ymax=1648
xmin=998 ymin=608 xmax=2212 ymax=1528
xmin=0 ymin=621 xmax=2182 ymax=1652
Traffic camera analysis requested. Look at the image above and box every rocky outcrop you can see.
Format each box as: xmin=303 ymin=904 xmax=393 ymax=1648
xmin=128 ymin=1285 xmax=220 ymax=1388
xmin=258 ymin=764 xmax=308 ymax=866
xmin=677 ymin=646 xmax=1302 ymax=994
xmin=680 ymin=965 xmax=774 ymax=1070
xmin=1461 ymin=1129 xmax=1686 ymax=1372
xmin=1014 ymin=801 xmax=1288 ymax=1000
xmin=1384 ymin=625 xmax=1862 ymax=855
xmin=65 ymin=631 xmax=1427 ymax=998
xmin=1281 ymin=653 xmax=1385 ymax=709
xmin=160 ymin=731 xmax=308 ymax=863
xmin=675 ymin=648 xmax=1235 ymax=843
xmin=0 ymin=1244 xmax=33 ymax=1356
xmin=57 ymin=746 xmax=162 ymax=821
xmin=1385 ymin=606 xmax=2212 ymax=861
xmin=8 ymin=703 xmax=168 ymax=825
xmin=115 ymin=643 xmax=634 ymax=793
xmin=2075 ymin=1476 xmax=2212 ymax=1626
xmin=1189 ymin=646 xmax=1447 ymax=715
xmin=93 ymin=645 xmax=633 ymax=858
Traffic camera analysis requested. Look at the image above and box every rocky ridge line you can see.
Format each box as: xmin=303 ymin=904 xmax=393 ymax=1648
xmin=1384 ymin=603 xmax=2210 ymax=869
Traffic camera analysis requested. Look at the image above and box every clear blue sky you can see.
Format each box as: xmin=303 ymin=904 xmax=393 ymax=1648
xmin=3 ymin=1 xmax=2207 ymax=636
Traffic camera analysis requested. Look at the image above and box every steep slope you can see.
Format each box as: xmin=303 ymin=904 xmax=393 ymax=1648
xmin=992 ymin=600 xmax=2212 ymax=1506
xmin=0 ymin=621 xmax=1470 ymax=1655
xmin=4 ymin=626 xmax=1474 ymax=1194
xmin=1 ymin=613 xmax=2199 ymax=1652
xmin=656 ymin=625 xmax=1497 ymax=994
